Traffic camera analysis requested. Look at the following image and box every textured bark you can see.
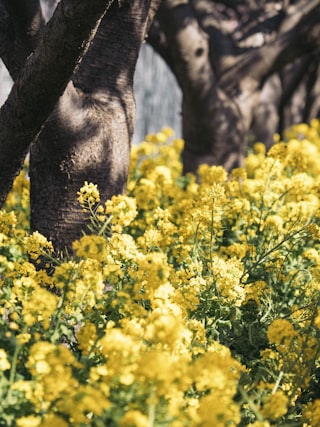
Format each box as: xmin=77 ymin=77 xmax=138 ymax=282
xmin=30 ymin=0 xmax=161 ymax=250
xmin=0 ymin=0 xmax=44 ymax=79
xmin=250 ymin=74 xmax=282 ymax=149
xmin=0 ymin=0 xmax=114 ymax=207
xmin=279 ymin=55 xmax=320 ymax=134
xmin=153 ymin=0 xmax=320 ymax=173
xmin=1 ymin=0 xmax=44 ymax=78
xmin=157 ymin=0 xmax=253 ymax=172
xmin=304 ymin=60 xmax=320 ymax=122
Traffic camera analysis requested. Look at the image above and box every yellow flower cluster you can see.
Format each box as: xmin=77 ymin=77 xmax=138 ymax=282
xmin=77 ymin=181 xmax=101 ymax=210
xmin=1 ymin=122 xmax=320 ymax=425
xmin=3 ymin=162 xmax=30 ymax=233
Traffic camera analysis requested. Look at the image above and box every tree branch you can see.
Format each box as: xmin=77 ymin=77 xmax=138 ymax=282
xmin=0 ymin=0 xmax=44 ymax=79
xmin=157 ymin=0 xmax=217 ymax=95
xmin=220 ymin=0 xmax=320 ymax=96
xmin=147 ymin=18 xmax=175 ymax=71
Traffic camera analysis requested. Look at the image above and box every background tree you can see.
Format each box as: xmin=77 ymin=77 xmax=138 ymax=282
xmin=148 ymin=0 xmax=320 ymax=172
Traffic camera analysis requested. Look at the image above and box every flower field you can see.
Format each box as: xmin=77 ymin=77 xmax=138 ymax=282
xmin=1 ymin=121 xmax=320 ymax=426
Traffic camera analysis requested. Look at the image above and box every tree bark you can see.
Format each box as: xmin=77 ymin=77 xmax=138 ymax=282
xmin=157 ymin=0 xmax=253 ymax=173
xmin=0 ymin=0 xmax=114 ymax=207
xmin=303 ymin=57 xmax=320 ymax=123
xmin=0 ymin=0 xmax=44 ymax=79
xmin=154 ymin=0 xmax=320 ymax=173
xmin=251 ymin=74 xmax=282 ymax=149
xmin=29 ymin=0 xmax=161 ymax=250
xmin=1 ymin=0 xmax=44 ymax=77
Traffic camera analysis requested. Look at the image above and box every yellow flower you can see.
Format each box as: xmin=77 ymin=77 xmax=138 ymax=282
xmin=4 ymin=163 xmax=30 ymax=231
xmin=40 ymin=414 xmax=69 ymax=427
xmin=248 ymin=422 xmax=271 ymax=427
xmin=134 ymin=252 xmax=170 ymax=295
xmin=144 ymin=311 xmax=185 ymax=348
xmin=62 ymin=258 xmax=104 ymax=310
xmin=134 ymin=177 xmax=160 ymax=210
xmin=0 ymin=211 xmax=17 ymax=235
xmin=230 ymin=167 xmax=248 ymax=180
xmin=267 ymin=319 xmax=298 ymax=348
xmin=21 ymin=286 xmax=58 ymax=329
xmin=105 ymin=194 xmax=137 ymax=228
xmin=191 ymin=343 xmax=242 ymax=394
xmin=72 ymin=235 xmax=108 ymax=261
xmin=162 ymin=126 xmax=175 ymax=137
xmin=261 ymin=390 xmax=289 ymax=420
xmin=263 ymin=215 xmax=284 ymax=233
xmin=119 ymin=410 xmax=149 ymax=427
xmin=11 ymin=380 xmax=35 ymax=402
xmin=77 ymin=181 xmax=100 ymax=209
xmin=254 ymin=142 xmax=267 ymax=155
xmin=136 ymin=349 xmax=191 ymax=395
xmin=16 ymin=333 xmax=32 ymax=345
xmin=76 ymin=320 xmax=97 ymax=355
xmin=198 ymin=164 xmax=228 ymax=185
xmin=208 ymin=256 xmax=245 ymax=305
xmin=244 ymin=280 xmax=268 ymax=305
xmin=0 ymin=349 xmax=10 ymax=371
xmin=56 ymin=384 xmax=110 ymax=422
xmin=197 ymin=392 xmax=241 ymax=427
xmin=52 ymin=261 xmax=78 ymax=289
xmin=27 ymin=342 xmax=81 ymax=403
xmin=268 ymin=142 xmax=288 ymax=160
xmin=302 ymin=399 xmax=320 ymax=426
xmin=315 ymin=308 xmax=320 ymax=329
xmin=23 ymin=231 xmax=53 ymax=260
xmin=16 ymin=416 xmax=41 ymax=427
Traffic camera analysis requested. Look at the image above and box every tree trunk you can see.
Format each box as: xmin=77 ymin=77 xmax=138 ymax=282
xmin=153 ymin=0 xmax=320 ymax=174
xmin=251 ymin=74 xmax=281 ymax=149
xmin=30 ymin=0 xmax=160 ymax=250
xmin=303 ymin=57 xmax=320 ymax=123
xmin=0 ymin=0 xmax=113 ymax=207
xmin=156 ymin=0 xmax=253 ymax=173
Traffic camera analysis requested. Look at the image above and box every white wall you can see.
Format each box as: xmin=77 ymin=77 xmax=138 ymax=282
xmin=0 ymin=60 xmax=12 ymax=106
xmin=133 ymin=43 xmax=182 ymax=143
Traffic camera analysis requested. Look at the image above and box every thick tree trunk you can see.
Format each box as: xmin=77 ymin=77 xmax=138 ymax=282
xmin=157 ymin=0 xmax=253 ymax=173
xmin=30 ymin=0 xmax=160 ymax=250
xmin=0 ymin=0 xmax=113 ymax=206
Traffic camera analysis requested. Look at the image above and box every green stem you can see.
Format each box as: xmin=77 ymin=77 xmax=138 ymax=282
xmin=7 ymin=327 xmax=27 ymax=401
xmin=239 ymin=387 xmax=264 ymax=422
xmin=241 ymin=224 xmax=308 ymax=282
xmin=148 ymin=384 xmax=156 ymax=427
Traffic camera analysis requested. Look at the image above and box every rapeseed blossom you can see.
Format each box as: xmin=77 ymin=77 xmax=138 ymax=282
xmin=77 ymin=181 xmax=100 ymax=209
xmin=0 ymin=349 xmax=10 ymax=371
xmin=1 ymin=123 xmax=320 ymax=425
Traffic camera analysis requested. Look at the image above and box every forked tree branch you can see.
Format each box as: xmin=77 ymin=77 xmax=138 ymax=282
xmin=0 ymin=0 xmax=114 ymax=206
